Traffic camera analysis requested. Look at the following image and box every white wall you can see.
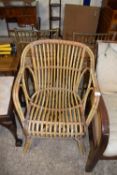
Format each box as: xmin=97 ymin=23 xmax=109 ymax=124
xmin=38 ymin=0 xmax=102 ymax=31
xmin=38 ymin=0 xmax=83 ymax=30
xmin=90 ymin=0 xmax=102 ymax=7
xmin=0 ymin=0 xmax=102 ymax=36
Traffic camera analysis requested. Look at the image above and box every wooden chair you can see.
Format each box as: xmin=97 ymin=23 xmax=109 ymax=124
xmin=0 ymin=76 xmax=22 ymax=146
xmin=13 ymin=39 xmax=100 ymax=152
xmin=73 ymin=32 xmax=116 ymax=56
xmin=85 ymin=41 xmax=117 ymax=172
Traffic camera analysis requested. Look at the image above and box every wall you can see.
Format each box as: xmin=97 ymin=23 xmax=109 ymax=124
xmin=38 ymin=0 xmax=83 ymax=30
xmin=90 ymin=0 xmax=102 ymax=6
xmin=38 ymin=0 xmax=102 ymax=30
xmin=0 ymin=0 xmax=102 ymax=36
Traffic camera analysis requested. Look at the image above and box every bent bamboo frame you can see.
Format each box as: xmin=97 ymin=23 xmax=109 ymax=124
xmin=13 ymin=39 xmax=100 ymax=141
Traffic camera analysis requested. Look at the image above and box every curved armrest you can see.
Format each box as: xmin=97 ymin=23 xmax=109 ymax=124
xmin=83 ymin=72 xmax=101 ymax=126
xmin=13 ymin=68 xmax=31 ymax=123
xmin=86 ymin=90 xmax=101 ymax=126
xmin=98 ymin=95 xmax=109 ymax=137
xmin=88 ymin=95 xmax=109 ymax=150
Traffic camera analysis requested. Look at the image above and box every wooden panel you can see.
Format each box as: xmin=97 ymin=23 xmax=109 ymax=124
xmin=63 ymin=4 xmax=100 ymax=40
xmin=17 ymin=16 xmax=37 ymax=25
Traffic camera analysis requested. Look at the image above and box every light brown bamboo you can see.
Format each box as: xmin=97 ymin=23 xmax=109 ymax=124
xmin=13 ymin=39 xmax=100 ymax=152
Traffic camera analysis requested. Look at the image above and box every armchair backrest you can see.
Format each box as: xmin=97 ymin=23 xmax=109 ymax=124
xmin=96 ymin=41 xmax=117 ymax=93
xmin=20 ymin=39 xmax=95 ymax=93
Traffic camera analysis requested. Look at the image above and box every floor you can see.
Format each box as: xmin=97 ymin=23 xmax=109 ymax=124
xmin=0 ymin=120 xmax=117 ymax=175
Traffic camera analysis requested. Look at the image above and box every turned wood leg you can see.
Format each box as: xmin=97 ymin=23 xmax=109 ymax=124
xmin=85 ymin=147 xmax=100 ymax=172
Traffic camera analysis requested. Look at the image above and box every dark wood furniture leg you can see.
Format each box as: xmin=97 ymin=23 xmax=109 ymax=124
xmin=85 ymin=135 xmax=108 ymax=172
xmin=0 ymin=111 xmax=22 ymax=147
xmin=85 ymin=96 xmax=109 ymax=172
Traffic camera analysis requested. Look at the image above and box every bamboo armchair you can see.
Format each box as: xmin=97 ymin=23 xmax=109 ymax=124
xmin=13 ymin=39 xmax=100 ymax=152
xmin=73 ymin=32 xmax=116 ymax=56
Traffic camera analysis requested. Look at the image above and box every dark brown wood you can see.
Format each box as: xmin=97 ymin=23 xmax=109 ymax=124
xmin=98 ymin=6 xmax=117 ymax=33
xmin=102 ymin=0 xmax=117 ymax=9
xmin=85 ymin=96 xmax=109 ymax=172
xmin=0 ymin=5 xmax=38 ymax=31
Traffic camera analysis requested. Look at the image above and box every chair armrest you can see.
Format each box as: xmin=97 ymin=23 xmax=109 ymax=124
xmin=83 ymin=72 xmax=101 ymax=126
xmin=88 ymin=95 xmax=109 ymax=150
xmin=13 ymin=68 xmax=31 ymax=123
xmin=86 ymin=91 xmax=101 ymax=126
xmin=97 ymin=95 xmax=109 ymax=139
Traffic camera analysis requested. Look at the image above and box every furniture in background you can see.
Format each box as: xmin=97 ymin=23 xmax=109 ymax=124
xmin=0 ymin=0 xmax=35 ymax=6
xmin=0 ymin=42 xmax=19 ymax=74
xmin=73 ymin=32 xmax=117 ymax=56
xmin=63 ymin=5 xmax=100 ymax=40
xmin=13 ymin=39 xmax=100 ymax=153
xmin=85 ymin=41 xmax=117 ymax=172
xmin=0 ymin=55 xmax=19 ymax=74
xmin=49 ymin=0 xmax=61 ymax=36
xmin=98 ymin=2 xmax=117 ymax=33
xmin=9 ymin=28 xmax=59 ymax=57
xmin=0 ymin=42 xmax=22 ymax=146
xmin=102 ymin=0 xmax=117 ymax=9
xmin=0 ymin=76 xmax=22 ymax=146
xmin=0 ymin=5 xmax=39 ymax=32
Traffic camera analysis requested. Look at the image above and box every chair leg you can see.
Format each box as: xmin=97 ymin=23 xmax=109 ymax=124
xmin=9 ymin=111 xmax=23 ymax=146
xmin=10 ymin=113 xmax=22 ymax=147
xmin=74 ymin=137 xmax=86 ymax=154
xmin=8 ymin=111 xmax=23 ymax=146
xmin=23 ymin=136 xmax=32 ymax=153
xmin=0 ymin=113 xmax=22 ymax=147
xmin=85 ymin=147 xmax=100 ymax=172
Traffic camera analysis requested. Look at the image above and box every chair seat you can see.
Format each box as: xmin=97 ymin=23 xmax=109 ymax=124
xmin=0 ymin=76 xmax=14 ymax=115
xmin=103 ymin=93 xmax=117 ymax=157
xmin=26 ymin=88 xmax=85 ymax=137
